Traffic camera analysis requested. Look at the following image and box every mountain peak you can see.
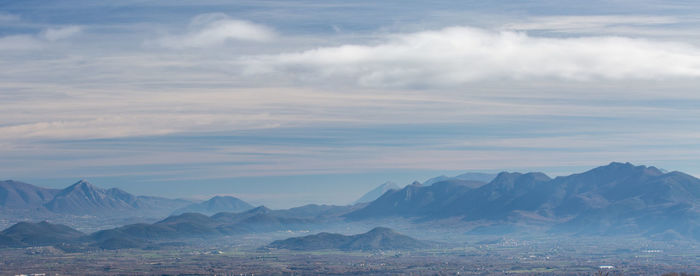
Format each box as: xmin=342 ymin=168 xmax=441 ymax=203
xmin=366 ymin=226 xmax=395 ymax=235
xmin=67 ymin=179 xmax=99 ymax=190
xmin=380 ymin=181 xmax=398 ymax=188
xmin=172 ymin=195 xmax=254 ymax=215
xmin=608 ymin=161 xmax=634 ymax=167
xmin=491 ymin=172 xmax=523 ymax=183
xmin=589 ymin=162 xmax=664 ymax=177
xmin=353 ymin=181 xmax=401 ymax=204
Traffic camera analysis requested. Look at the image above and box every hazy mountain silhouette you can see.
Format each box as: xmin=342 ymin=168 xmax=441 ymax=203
xmin=345 ymin=179 xmax=487 ymax=219
xmin=271 ymin=204 xmax=363 ymax=219
xmin=88 ymin=206 xmax=313 ymax=248
xmin=172 ymin=195 xmax=254 ymax=215
xmin=44 ymin=180 xmax=191 ymax=217
xmin=0 ymin=180 xmax=59 ymax=209
xmin=353 ymin=181 xmax=400 ymax=204
xmin=3 ymin=162 xmax=700 ymax=246
xmin=268 ymin=227 xmax=427 ymax=251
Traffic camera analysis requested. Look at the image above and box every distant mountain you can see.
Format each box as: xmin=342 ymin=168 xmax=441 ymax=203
xmin=272 ymin=204 xmax=363 ymax=219
xmin=0 ymin=180 xmax=59 ymax=209
xmin=424 ymin=172 xmax=497 ymax=186
xmin=0 ymin=221 xmax=84 ymax=247
xmin=45 ymin=180 xmax=138 ymax=214
xmin=353 ymin=181 xmax=400 ymax=204
xmin=268 ymin=227 xmax=428 ymax=251
xmin=172 ymin=195 xmax=253 ymax=215
xmin=44 ymin=180 xmax=191 ymax=217
xmin=89 ymin=206 xmax=314 ymax=248
xmin=346 ymin=162 xmax=700 ymax=240
xmin=345 ymin=179 xmax=488 ymax=219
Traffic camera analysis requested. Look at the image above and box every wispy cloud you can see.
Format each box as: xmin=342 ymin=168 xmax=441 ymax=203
xmin=0 ymin=25 xmax=82 ymax=50
xmin=501 ymin=15 xmax=680 ymax=33
xmin=41 ymin=26 xmax=83 ymax=41
xmin=153 ymin=13 xmax=276 ymax=49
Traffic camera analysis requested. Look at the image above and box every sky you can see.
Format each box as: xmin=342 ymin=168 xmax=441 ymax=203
xmin=1 ymin=0 xmax=700 ymax=208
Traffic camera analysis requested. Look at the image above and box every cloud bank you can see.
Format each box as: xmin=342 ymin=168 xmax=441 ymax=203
xmin=155 ymin=13 xmax=275 ymax=49
xmin=242 ymin=26 xmax=700 ymax=87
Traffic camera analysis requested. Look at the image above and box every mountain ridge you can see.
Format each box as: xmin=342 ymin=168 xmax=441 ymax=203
xmin=346 ymin=162 xmax=700 ymax=240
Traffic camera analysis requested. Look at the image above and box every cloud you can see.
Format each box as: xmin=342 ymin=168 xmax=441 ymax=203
xmin=40 ymin=26 xmax=83 ymax=41
xmin=155 ymin=13 xmax=275 ymax=49
xmin=0 ymin=26 xmax=82 ymax=50
xmin=241 ymin=26 xmax=700 ymax=87
xmin=502 ymin=15 xmax=679 ymax=33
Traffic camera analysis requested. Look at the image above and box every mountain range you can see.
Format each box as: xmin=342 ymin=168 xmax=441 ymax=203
xmin=0 ymin=179 xmax=192 ymax=218
xmin=0 ymin=180 xmax=256 ymax=221
xmin=347 ymin=162 xmax=700 ymax=240
xmin=2 ymin=162 xmax=700 ymax=244
xmin=88 ymin=206 xmax=324 ymax=249
xmin=0 ymin=205 xmax=340 ymax=250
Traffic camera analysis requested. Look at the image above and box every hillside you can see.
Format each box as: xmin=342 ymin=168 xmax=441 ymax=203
xmin=0 ymin=180 xmax=59 ymax=209
xmin=268 ymin=227 xmax=428 ymax=251
xmin=0 ymin=221 xmax=84 ymax=247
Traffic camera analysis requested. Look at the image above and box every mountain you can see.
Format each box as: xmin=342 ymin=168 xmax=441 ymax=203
xmin=0 ymin=180 xmax=59 ymax=209
xmin=345 ymin=179 xmax=488 ymax=219
xmin=268 ymin=227 xmax=428 ymax=251
xmin=346 ymin=162 xmax=700 ymax=240
xmin=423 ymin=172 xmax=497 ymax=186
xmin=172 ymin=195 xmax=254 ymax=215
xmin=271 ymin=204 xmax=362 ymax=219
xmin=45 ymin=180 xmax=137 ymax=214
xmin=44 ymin=180 xmax=191 ymax=217
xmin=353 ymin=181 xmax=401 ymax=204
xmin=89 ymin=206 xmax=314 ymax=248
xmin=0 ymin=221 xmax=84 ymax=247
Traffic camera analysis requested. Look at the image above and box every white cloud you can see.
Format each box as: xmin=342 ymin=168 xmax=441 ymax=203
xmin=241 ymin=26 xmax=700 ymax=87
xmin=41 ymin=25 xmax=82 ymax=41
xmin=155 ymin=13 xmax=275 ymax=49
xmin=0 ymin=26 xmax=82 ymax=50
